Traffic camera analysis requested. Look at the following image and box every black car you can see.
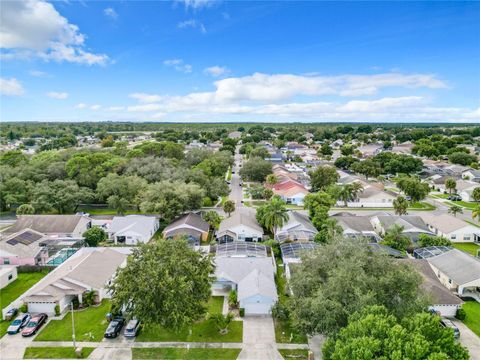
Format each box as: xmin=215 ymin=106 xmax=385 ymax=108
xmin=448 ymin=195 xmax=462 ymax=201
xmin=104 ymin=317 xmax=125 ymax=338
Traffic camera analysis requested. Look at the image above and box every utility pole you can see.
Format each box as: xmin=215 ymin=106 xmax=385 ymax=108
xmin=71 ymin=302 xmax=76 ymax=349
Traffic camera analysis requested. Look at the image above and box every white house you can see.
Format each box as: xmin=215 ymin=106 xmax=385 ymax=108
xmin=108 ymin=215 xmax=159 ymax=245
xmin=463 ymin=169 xmax=480 ymax=183
xmin=216 ymin=210 xmax=264 ymax=243
xmin=426 ymin=249 xmax=480 ymax=298
xmin=214 ymin=256 xmax=277 ymax=315
xmin=406 ymin=259 xmax=463 ymax=317
xmin=0 ymin=266 xmax=17 ymax=289
xmin=419 ymin=213 xmax=480 ymax=243
xmin=275 ymin=211 xmax=317 ymax=242
xmin=370 ymin=215 xmax=434 ymax=243
xmin=2 ymin=248 xmax=128 ymax=317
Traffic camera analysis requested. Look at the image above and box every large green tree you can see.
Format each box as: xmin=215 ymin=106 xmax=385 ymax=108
xmin=393 ymin=196 xmax=408 ymax=215
xmin=309 ymin=166 xmax=339 ymax=192
xmin=96 ymin=174 xmax=147 ymax=214
xmin=287 ymin=237 xmax=426 ymax=335
xmin=396 ymin=176 xmax=430 ymax=203
xmin=31 ymin=180 xmax=93 ymax=214
xmin=109 ymin=240 xmax=213 ymax=330
xmin=82 ymin=227 xmax=107 ymax=247
xmin=138 ymin=181 xmax=204 ymax=221
xmin=381 ymin=225 xmax=411 ymax=251
xmin=322 ymin=306 xmax=469 ymax=360
xmin=239 ymin=157 xmax=273 ymax=182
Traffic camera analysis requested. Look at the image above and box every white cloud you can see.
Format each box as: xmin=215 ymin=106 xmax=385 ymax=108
xmin=104 ymin=7 xmax=118 ymax=20
xmin=46 ymin=91 xmax=68 ymax=99
xmin=0 ymin=77 xmax=25 ymax=96
xmin=129 ymin=93 xmax=163 ymax=103
xmin=163 ymin=58 xmax=192 ymax=73
xmin=106 ymin=106 xmax=125 ymax=111
xmin=178 ymin=0 xmax=219 ymax=10
xmin=127 ymin=104 xmax=163 ymax=112
xmin=0 ymin=0 xmax=109 ymax=65
xmin=75 ymin=103 xmax=87 ymax=109
xmin=90 ymin=104 xmax=101 ymax=110
xmin=178 ymin=20 xmax=206 ymax=34
xmin=204 ymin=65 xmax=229 ymax=77
xmin=29 ymin=69 xmax=49 ymax=77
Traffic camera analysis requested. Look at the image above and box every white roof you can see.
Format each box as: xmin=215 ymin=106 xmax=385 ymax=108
xmin=214 ymin=257 xmax=277 ymax=301
xmin=420 ymin=213 xmax=477 ymax=234
xmin=109 ymin=215 xmax=157 ymax=239
xmin=428 ymin=249 xmax=480 ymax=285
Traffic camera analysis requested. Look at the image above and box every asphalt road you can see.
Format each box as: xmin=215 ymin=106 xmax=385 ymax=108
xmin=228 ymin=146 xmax=244 ymax=208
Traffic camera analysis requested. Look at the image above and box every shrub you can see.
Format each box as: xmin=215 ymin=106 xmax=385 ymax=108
xmin=239 ymin=308 xmax=245 ymax=317
xmin=54 ymin=304 xmax=60 ymax=316
xmin=19 ymin=304 xmax=28 ymax=313
xmin=202 ymin=197 xmax=213 ymax=207
xmin=72 ymin=297 xmax=80 ymax=309
xmin=456 ymin=308 xmax=466 ymax=321
xmin=228 ymin=290 xmax=238 ymax=308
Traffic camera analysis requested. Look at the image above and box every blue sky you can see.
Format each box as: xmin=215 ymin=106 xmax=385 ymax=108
xmin=1 ymin=0 xmax=479 ymax=123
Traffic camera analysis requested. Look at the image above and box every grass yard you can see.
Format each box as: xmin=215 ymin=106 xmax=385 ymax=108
xmin=207 ymin=296 xmax=224 ymax=315
xmin=278 ymin=349 xmax=309 ymax=360
xmin=23 ymin=347 xmax=95 ymax=359
xmin=0 ymin=271 xmax=49 ymax=310
xmin=0 ymin=320 xmax=10 ymax=339
xmin=408 ymin=202 xmax=436 ymax=210
xmin=452 ymin=243 xmax=480 ymax=257
xmin=136 ymin=319 xmax=243 ymax=343
xmin=34 ymin=300 xmax=110 ymax=342
xmin=132 ymin=348 xmax=241 ymax=360
xmin=462 ymin=300 xmax=480 ymax=337
xmin=444 ymin=200 xmax=478 ymax=210
xmin=273 ymin=261 xmax=308 ymax=344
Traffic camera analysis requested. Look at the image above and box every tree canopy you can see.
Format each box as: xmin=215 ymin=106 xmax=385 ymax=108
xmin=109 ymin=240 xmax=213 ymax=331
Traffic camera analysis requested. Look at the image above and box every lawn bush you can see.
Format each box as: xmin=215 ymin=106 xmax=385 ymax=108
xmin=456 ymin=308 xmax=466 ymax=321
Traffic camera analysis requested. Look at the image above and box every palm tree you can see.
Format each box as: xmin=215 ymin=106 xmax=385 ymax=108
xmin=445 ymin=178 xmax=457 ymax=195
xmin=393 ymin=196 xmax=408 ymax=216
xmin=337 ymin=183 xmax=363 ymax=207
xmin=266 ymin=174 xmax=278 ymax=185
xmin=381 ymin=225 xmax=410 ymax=251
xmin=210 ymin=313 xmax=234 ymax=335
xmin=448 ymin=205 xmax=463 ymax=217
xmin=472 ymin=205 xmax=480 ymax=223
xmin=261 ymin=196 xmax=289 ymax=234
xmin=350 ymin=182 xmax=364 ymax=201
xmin=223 ymin=200 xmax=235 ymax=217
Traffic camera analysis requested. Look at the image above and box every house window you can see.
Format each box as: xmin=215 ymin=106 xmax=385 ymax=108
xmin=8 ymin=274 xmax=13 ymax=280
xmin=450 ymin=235 xmax=456 ymax=240
xmin=464 ymin=236 xmax=470 ymax=241
xmin=448 ymin=279 xmax=452 ymax=284
xmin=3 ymin=258 xmax=10 ymax=265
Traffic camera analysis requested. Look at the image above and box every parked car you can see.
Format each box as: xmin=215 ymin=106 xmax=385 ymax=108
xmin=448 ymin=195 xmax=462 ymax=201
xmin=21 ymin=313 xmax=48 ymax=337
xmin=5 ymin=308 xmax=18 ymax=321
xmin=7 ymin=313 xmax=31 ymax=334
xmin=123 ymin=319 xmax=141 ymax=338
xmin=440 ymin=318 xmax=460 ymax=338
xmin=104 ymin=317 xmax=125 ymax=338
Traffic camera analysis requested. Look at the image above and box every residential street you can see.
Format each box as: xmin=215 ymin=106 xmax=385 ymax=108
xmin=229 ymin=146 xmax=244 ymax=208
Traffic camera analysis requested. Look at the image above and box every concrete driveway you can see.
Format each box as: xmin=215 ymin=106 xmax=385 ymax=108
xmin=238 ymin=316 xmax=283 ymax=360
xmin=0 ymin=331 xmax=34 ymax=360
xmin=452 ymin=320 xmax=480 ymax=360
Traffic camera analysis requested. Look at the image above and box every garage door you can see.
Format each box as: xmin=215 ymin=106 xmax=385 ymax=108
xmin=244 ymin=302 xmax=271 ymax=315
xmin=28 ymin=302 xmax=56 ymax=315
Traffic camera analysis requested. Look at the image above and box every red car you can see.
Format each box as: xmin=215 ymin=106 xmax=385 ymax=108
xmin=21 ymin=313 xmax=48 ymax=337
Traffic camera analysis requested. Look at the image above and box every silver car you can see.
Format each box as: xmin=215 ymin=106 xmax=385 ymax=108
xmin=7 ymin=313 xmax=31 ymax=335
xmin=123 ymin=319 xmax=140 ymax=338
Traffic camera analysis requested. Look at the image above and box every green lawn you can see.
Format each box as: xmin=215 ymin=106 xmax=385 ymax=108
xmin=443 ymin=200 xmax=478 ymax=210
xmin=0 ymin=320 xmax=10 ymax=339
xmin=34 ymin=300 xmax=110 ymax=342
xmin=136 ymin=319 xmax=243 ymax=343
xmin=452 ymin=243 xmax=480 ymax=257
xmin=132 ymin=348 xmax=241 ymax=360
xmin=278 ymin=349 xmax=309 ymax=360
xmin=408 ymin=202 xmax=436 ymax=210
xmin=207 ymin=296 xmax=224 ymax=315
xmin=462 ymin=300 xmax=480 ymax=337
xmin=273 ymin=261 xmax=308 ymax=344
xmin=0 ymin=271 xmax=49 ymax=310
xmin=23 ymin=347 xmax=95 ymax=359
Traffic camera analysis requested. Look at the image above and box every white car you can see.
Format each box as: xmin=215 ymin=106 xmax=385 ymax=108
xmin=7 ymin=313 xmax=31 ymax=335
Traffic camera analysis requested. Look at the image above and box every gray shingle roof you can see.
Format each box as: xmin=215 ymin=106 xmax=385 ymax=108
xmin=4 ymin=215 xmax=89 ymax=235
xmin=218 ymin=210 xmax=263 ymax=235
xmin=375 ymin=215 xmax=431 ymax=233
xmin=334 ymin=215 xmax=374 ymax=232
xmin=428 ymin=249 xmax=480 ymax=285
xmin=164 ymin=212 xmax=210 ymax=234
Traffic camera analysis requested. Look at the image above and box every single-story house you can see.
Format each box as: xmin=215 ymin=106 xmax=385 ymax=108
xmin=2 ymin=215 xmax=92 ymax=239
xmin=350 ymin=185 xmax=396 ymax=208
xmin=0 ymin=266 xmax=18 ymax=289
xmin=274 ymin=211 xmax=317 ymax=242
xmin=427 ymin=248 xmax=480 ymax=298
xmin=0 ymin=229 xmax=50 ymax=266
xmin=370 ymin=215 xmax=434 ymax=243
xmin=405 ymin=259 xmax=463 ymax=317
xmin=463 ymin=169 xmax=480 ymax=183
xmin=358 ymin=143 xmax=383 ymax=158
xmin=163 ymin=212 xmax=210 ymax=246
xmin=391 ymin=141 xmax=413 ymax=155
xmin=216 ymin=210 xmax=264 ymax=243
xmin=2 ymin=247 xmax=128 ymax=318
xmin=228 ymin=131 xmax=242 ymax=139
xmin=108 ymin=215 xmax=159 ymax=245
xmin=213 ymin=256 xmax=277 ymax=315
xmin=333 ymin=213 xmax=381 ymax=242
xmin=419 ymin=213 xmax=480 ymax=243
xmin=271 ymin=180 xmax=309 ymax=206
